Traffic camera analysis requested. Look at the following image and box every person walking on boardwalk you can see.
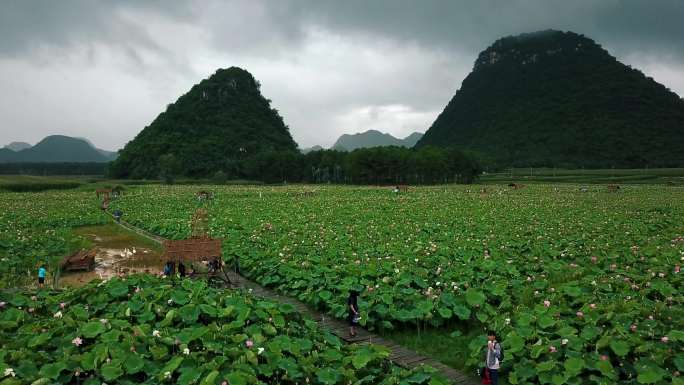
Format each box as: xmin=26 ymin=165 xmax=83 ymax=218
xmin=37 ymin=265 xmax=47 ymax=288
xmin=485 ymin=331 xmax=502 ymax=385
xmin=178 ymin=262 xmax=186 ymax=278
xmin=113 ymin=208 xmax=123 ymax=223
xmin=347 ymin=290 xmax=360 ymax=337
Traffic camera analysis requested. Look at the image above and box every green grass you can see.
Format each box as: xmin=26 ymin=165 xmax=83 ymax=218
xmin=480 ymin=167 xmax=684 ymax=185
xmin=73 ymin=221 xmax=163 ymax=252
xmin=382 ymin=324 xmax=480 ymax=372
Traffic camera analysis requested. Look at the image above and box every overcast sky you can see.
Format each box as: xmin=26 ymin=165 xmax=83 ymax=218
xmin=1 ymin=0 xmax=683 ymax=150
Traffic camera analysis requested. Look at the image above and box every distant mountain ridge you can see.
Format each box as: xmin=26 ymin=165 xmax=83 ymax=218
xmin=417 ymin=30 xmax=684 ymax=168
xmin=3 ymin=142 xmax=31 ymax=152
xmin=0 ymin=135 xmax=117 ymax=163
xmin=330 ymin=130 xmax=423 ymax=151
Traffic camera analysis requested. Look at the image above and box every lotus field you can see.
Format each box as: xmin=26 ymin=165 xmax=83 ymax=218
xmin=109 ymin=185 xmax=683 ymax=384
xmin=0 ymin=276 xmax=439 ymax=385
xmin=0 ymin=184 xmax=682 ymax=384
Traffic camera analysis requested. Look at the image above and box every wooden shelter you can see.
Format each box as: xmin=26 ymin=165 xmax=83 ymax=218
xmin=61 ymin=249 xmax=96 ymax=271
xmin=96 ymin=188 xmax=112 ymax=199
xmin=162 ymin=238 xmax=222 ymax=263
xmin=196 ymin=190 xmax=213 ymax=201
xmin=162 ymin=208 xmax=221 ymax=263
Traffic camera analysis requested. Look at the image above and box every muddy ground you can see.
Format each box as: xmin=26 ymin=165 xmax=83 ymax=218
xmin=60 ymin=224 xmax=164 ymax=287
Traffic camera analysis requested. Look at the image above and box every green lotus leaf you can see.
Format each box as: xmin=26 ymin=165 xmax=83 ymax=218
xmin=319 ymin=290 xmax=333 ymax=301
xmin=505 ymin=333 xmax=525 ymax=353
xmin=406 ymin=371 xmax=431 ymax=384
xmin=465 ymin=288 xmax=485 ymax=307
xmin=178 ymin=367 xmax=203 ymax=385
xmin=124 ymin=354 xmax=144 ymax=374
xmin=537 ymin=314 xmax=556 ymax=329
xmin=108 ymin=281 xmax=129 ymax=298
xmin=28 ymin=333 xmax=51 ymax=348
xmin=199 ymin=370 xmax=219 ymax=385
xmin=595 ymin=360 xmax=615 ymax=378
xmin=100 ymin=362 xmax=124 ymax=381
xmin=81 ymin=321 xmax=106 ymax=338
xmin=536 ymin=360 xmax=556 ymax=372
xmin=563 ymin=357 xmax=584 ymax=375
xmin=352 ymin=347 xmax=375 ymax=369
xmin=317 ymin=367 xmax=341 ymax=385
xmin=452 ymin=305 xmax=471 ymax=320
xmin=636 ymin=367 xmax=664 ymax=384
xmin=610 ymin=340 xmax=630 ymax=357
xmin=39 ymin=362 xmax=66 ymax=379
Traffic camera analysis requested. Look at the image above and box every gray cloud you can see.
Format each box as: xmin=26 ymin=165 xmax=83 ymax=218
xmin=0 ymin=0 xmax=682 ymax=150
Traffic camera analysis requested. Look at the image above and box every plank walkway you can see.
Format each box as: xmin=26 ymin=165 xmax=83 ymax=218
xmin=111 ymin=216 xmax=477 ymax=385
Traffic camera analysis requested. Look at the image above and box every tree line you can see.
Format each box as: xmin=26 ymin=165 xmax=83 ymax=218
xmin=152 ymin=146 xmax=481 ymax=185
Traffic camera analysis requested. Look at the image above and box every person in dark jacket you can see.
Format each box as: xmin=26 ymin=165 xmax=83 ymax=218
xmin=347 ymin=290 xmax=360 ymax=337
xmin=178 ymin=262 xmax=186 ymax=278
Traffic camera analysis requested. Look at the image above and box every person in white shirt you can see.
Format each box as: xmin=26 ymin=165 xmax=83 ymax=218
xmin=485 ymin=331 xmax=502 ymax=385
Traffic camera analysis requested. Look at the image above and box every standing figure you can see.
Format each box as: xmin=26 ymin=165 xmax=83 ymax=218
xmin=485 ymin=331 xmax=502 ymax=385
xmin=113 ymin=209 xmax=123 ymax=223
xmin=38 ymin=265 xmax=47 ymax=288
xmin=178 ymin=262 xmax=186 ymax=278
xmin=347 ymin=290 xmax=360 ymax=337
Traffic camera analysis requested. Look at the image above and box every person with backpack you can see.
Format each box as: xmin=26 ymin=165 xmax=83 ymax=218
xmin=484 ymin=331 xmax=503 ymax=385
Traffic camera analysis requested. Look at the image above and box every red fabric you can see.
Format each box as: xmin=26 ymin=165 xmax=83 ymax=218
xmin=482 ymin=368 xmax=491 ymax=385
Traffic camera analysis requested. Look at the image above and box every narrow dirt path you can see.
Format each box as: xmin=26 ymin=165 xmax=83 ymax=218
xmin=111 ymin=216 xmax=478 ymax=385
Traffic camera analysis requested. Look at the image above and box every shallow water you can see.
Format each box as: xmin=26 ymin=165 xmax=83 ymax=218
xmin=60 ymin=225 xmax=164 ymax=287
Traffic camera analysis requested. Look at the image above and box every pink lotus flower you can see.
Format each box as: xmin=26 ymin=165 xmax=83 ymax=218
xmin=630 ymin=324 xmax=637 ymax=332
xmin=549 ymin=346 xmax=557 ymax=353
xmin=675 ymin=265 xmax=680 ymax=274
xmin=28 ymin=308 xmax=34 ymax=313
xmin=600 ymin=355 xmax=609 ymax=361
xmin=591 ymin=256 xmax=598 ymax=263
xmin=222 ymin=381 xmax=228 ymax=385
xmin=576 ymin=311 xmax=584 ymax=318
xmin=31 ymin=296 xmax=37 ymax=301
xmin=59 ymin=302 xmax=66 ymax=309
xmin=543 ymin=300 xmax=551 ymax=307
xmin=610 ymin=264 xmax=617 ymax=271
xmin=589 ymin=303 xmax=597 ymax=309
xmin=661 ymin=336 xmax=669 ymax=343
xmin=0 ymin=301 xmax=6 ymax=308
xmin=245 ymin=340 xmax=253 ymax=348
xmin=72 ymin=337 xmax=83 ymax=346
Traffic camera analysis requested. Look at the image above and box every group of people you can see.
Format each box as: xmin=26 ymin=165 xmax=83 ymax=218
xmin=347 ymin=290 xmax=503 ymax=385
xmin=163 ymin=260 xmax=197 ymax=278
xmin=163 ymin=257 xmax=225 ymax=278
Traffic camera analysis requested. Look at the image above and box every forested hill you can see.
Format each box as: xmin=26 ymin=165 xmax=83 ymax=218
xmin=109 ymin=67 xmax=298 ymax=178
xmin=416 ymin=30 xmax=684 ymax=168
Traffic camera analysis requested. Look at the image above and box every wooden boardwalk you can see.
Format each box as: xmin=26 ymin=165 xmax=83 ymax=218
xmin=112 ymin=217 xmax=478 ymax=385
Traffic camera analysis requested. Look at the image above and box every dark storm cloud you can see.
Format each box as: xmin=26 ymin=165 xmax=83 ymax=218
xmin=272 ymin=0 xmax=684 ymax=60
xmin=0 ymin=0 xmax=682 ymax=150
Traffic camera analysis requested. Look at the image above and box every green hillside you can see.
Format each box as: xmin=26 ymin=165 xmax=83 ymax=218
xmin=417 ymin=30 xmax=684 ymax=168
xmin=109 ymin=67 xmax=298 ymax=179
